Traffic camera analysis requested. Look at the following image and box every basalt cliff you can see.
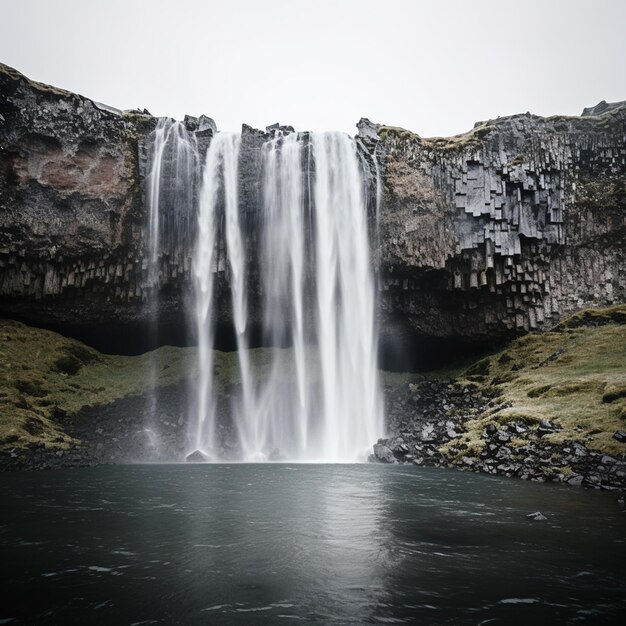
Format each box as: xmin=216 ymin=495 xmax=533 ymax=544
xmin=1 ymin=63 xmax=625 ymax=366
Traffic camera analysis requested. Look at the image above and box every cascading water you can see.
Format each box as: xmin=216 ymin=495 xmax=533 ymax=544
xmin=144 ymin=118 xmax=198 ymax=452
xmin=146 ymin=119 xmax=199 ymax=284
xmin=193 ymin=132 xmax=256 ymax=456
xmin=311 ymin=132 xmax=382 ymax=460
xmin=252 ymin=131 xmax=383 ymax=461
xmin=184 ymin=127 xmax=382 ymax=462
xmin=255 ymin=132 xmax=310 ymax=459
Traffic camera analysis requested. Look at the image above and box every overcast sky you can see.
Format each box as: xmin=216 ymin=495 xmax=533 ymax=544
xmin=1 ymin=0 xmax=624 ymax=136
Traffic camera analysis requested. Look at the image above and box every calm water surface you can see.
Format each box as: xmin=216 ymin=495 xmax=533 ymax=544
xmin=0 ymin=464 xmax=624 ymax=624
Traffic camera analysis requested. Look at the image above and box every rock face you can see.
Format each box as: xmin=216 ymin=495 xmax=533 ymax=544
xmin=367 ymin=108 xmax=626 ymax=349
xmin=1 ymin=63 xmax=625 ymax=358
xmin=0 ymin=63 xmax=152 ymax=348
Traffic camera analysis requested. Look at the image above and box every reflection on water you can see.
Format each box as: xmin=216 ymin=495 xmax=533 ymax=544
xmin=0 ymin=465 xmax=624 ymax=624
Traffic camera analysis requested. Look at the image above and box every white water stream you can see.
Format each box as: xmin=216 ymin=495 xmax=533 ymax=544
xmin=145 ymin=119 xmax=198 ymax=444
xmin=149 ymin=125 xmax=382 ymax=461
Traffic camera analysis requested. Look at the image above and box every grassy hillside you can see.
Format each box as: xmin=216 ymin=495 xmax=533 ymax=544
xmin=437 ymin=304 xmax=626 ymax=457
xmin=2 ymin=304 xmax=625 ymax=457
xmin=0 ymin=320 xmax=197 ymax=449
xmin=0 ymin=320 xmax=312 ymax=451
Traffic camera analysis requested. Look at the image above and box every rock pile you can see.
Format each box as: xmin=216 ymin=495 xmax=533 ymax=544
xmin=372 ymin=377 xmax=626 ymax=492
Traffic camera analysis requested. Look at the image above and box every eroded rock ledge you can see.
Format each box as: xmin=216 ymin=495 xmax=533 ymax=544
xmin=1 ymin=63 xmax=625 ymax=358
xmin=370 ymin=108 xmax=625 ymax=350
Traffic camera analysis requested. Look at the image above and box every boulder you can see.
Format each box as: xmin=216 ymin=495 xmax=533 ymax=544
xmin=185 ymin=449 xmax=212 ymax=463
xmin=373 ymin=443 xmax=396 ymax=464
xmin=613 ymin=430 xmax=626 ymax=443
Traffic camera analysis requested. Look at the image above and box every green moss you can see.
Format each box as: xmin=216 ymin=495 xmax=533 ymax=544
xmin=378 ymin=125 xmax=420 ymax=142
xmin=0 ymin=319 xmax=314 ymax=450
xmin=493 ymin=412 xmax=542 ymax=426
xmin=466 ymin=358 xmax=491 ymax=377
xmin=498 ymin=352 xmax=514 ymax=365
xmin=554 ymin=303 xmax=626 ymax=330
xmin=52 ymin=355 xmax=83 ymax=375
xmin=14 ymin=379 xmax=47 ymax=397
xmin=527 ymin=384 xmax=552 ymax=398
xmin=491 ymin=373 xmax=516 ymax=385
xmin=0 ymin=319 xmax=196 ymax=449
xmin=123 ymin=111 xmax=154 ymax=127
xmin=440 ymin=304 xmax=626 ymax=455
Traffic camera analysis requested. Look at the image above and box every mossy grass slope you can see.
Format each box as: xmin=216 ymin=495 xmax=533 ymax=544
xmin=0 ymin=320 xmax=197 ymax=449
xmin=0 ymin=320 xmax=313 ymax=451
xmin=433 ymin=304 xmax=626 ymax=457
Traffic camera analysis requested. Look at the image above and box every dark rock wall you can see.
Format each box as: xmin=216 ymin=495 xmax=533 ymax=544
xmin=368 ymin=110 xmax=626 ymax=347
xmin=1 ymin=63 xmax=625 ymax=358
xmin=0 ymin=63 xmax=152 ymax=338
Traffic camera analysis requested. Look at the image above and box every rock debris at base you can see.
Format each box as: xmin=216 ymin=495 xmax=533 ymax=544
xmin=370 ymin=377 xmax=626 ymax=493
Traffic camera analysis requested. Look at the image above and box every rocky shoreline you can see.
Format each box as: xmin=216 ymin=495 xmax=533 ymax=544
xmin=372 ymin=377 xmax=626 ymax=494
xmin=2 ymin=373 xmax=624 ymax=500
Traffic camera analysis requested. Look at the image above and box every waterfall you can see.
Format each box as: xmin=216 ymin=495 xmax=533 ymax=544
xmin=311 ymin=132 xmax=382 ymax=460
xmin=220 ymin=134 xmax=256 ymax=459
xmin=144 ymin=118 xmax=198 ymax=453
xmin=254 ymin=131 xmax=383 ymax=461
xmin=193 ymin=132 xmax=256 ymax=456
xmin=155 ymin=125 xmax=383 ymax=462
xmin=146 ymin=119 xmax=199 ymax=283
xmin=256 ymin=132 xmax=310 ymax=459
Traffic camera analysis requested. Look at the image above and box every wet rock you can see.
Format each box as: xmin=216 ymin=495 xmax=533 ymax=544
xmin=373 ymin=374 xmax=626 ymax=492
xmin=496 ymin=430 xmax=510 ymax=443
xmin=420 ymin=423 xmax=436 ymax=442
xmin=495 ymin=447 xmax=512 ymax=460
xmin=537 ymin=420 xmax=559 ymax=437
xmin=583 ymin=474 xmax=601 ymax=488
xmin=373 ymin=443 xmax=395 ymax=464
xmin=445 ymin=421 xmax=459 ymax=439
xmin=613 ymin=430 xmax=626 ymax=443
xmin=185 ymin=449 xmax=211 ymax=463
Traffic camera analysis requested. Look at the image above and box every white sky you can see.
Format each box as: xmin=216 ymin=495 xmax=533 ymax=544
xmin=1 ymin=0 xmax=625 ymax=137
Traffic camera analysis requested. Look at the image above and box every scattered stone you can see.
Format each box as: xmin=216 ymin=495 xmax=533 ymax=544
xmin=526 ymin=512 xmax=547 ymax=521
xmin=567 ymin=475 xmax=584 ymax=487
xmin=420 ymin=423 xmax=436 ymax=442
xmin=373 ymin=443 xmax=395 ymax=464
xmin=185 ymin=449 xmax=211 ymax=463
xmin=613 ymin=430 xmax=626 ymax=443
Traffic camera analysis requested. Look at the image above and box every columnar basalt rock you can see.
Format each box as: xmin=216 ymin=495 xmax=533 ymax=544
xmin=360 ymin=109 xmax=626 ymax=346
xmin=1 ymin=62 xmax=624 ymax=355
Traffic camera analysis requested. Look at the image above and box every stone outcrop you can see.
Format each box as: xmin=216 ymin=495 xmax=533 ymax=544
xmin=362 ymin=107 xmax=625 ymax=349
xmin=0 ymin=63 xmax=151 ymax=345
xmin=371 ymin=376 xmax=626 ymax=491
xmin=1 ymin=63 xmax=625 ymax=358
